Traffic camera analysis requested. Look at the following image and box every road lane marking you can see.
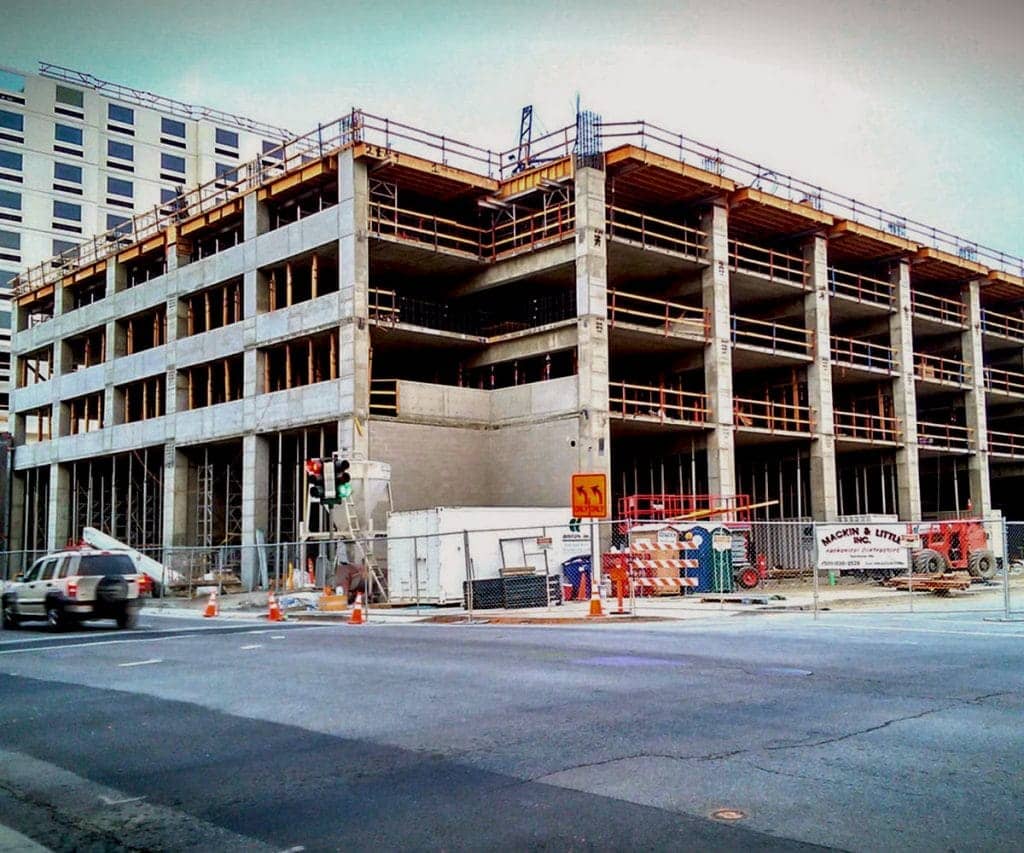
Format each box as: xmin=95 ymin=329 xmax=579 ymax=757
xmin=100 ymin=794 xmax=147 ymax=805
xmin=118 ymin=659 xmax=162 ymax=667
xmin=240 ymin=644 xmax=262 ymax=650
xmin=814 ymin=622 xmax=1024 ymax=639
xmin=271 ymin=635 xmax=286 ymax=640
xmin=0 ymin=625 xmax=331 ymax=655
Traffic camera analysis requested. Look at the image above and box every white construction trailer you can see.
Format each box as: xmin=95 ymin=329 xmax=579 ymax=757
xmin=387 ymin=507 xmax=587 ymax=605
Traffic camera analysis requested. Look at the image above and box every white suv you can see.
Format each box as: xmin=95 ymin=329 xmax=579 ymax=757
xmin=2 ymin=549 xmax=150 ymax=631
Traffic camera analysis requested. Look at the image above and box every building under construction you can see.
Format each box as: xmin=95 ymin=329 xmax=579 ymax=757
xmin=7 ymin=109 xmax=1024 ymax=574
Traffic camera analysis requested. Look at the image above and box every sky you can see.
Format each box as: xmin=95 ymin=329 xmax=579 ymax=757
xmin=2 ymin=0 xmax=1022 ymax=259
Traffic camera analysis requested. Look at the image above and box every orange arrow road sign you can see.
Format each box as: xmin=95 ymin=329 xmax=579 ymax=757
xmin=571 ymin=473 xmax=608 ymax=518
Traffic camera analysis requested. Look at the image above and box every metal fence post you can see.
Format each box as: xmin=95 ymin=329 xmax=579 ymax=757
xmin=1003 ymin=518 xmax=1011 ymax=619
xmin=463 ymin=530 xmax=474 ymax=622
xmin=413 ymin=535 xmax=421 ymax=616
xmin=812 ymin=522 xmax=820 ymax=620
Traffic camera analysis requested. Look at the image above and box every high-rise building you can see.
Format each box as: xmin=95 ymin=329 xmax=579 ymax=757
xmin=0 ymin=61 xmax=292 ymax=431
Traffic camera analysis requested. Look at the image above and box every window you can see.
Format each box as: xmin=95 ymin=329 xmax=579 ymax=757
xmin=161 ymin=152 xmax=185 ymax=175
xmin=0 ymin=188 xmax=20 ymax=221
xmin=0 ymin=269 xmax=14 ymax=290
xmin=54 ymin=161 xmax=82 ymax=184
xmin=108 ymin=103 xmax=134 ymax=125
xmin=52 ymin=238 xmax=77 ymax=256
xmin=0 ymin=149 xmax=21 ymax=172
xmin=107 ymin=139 xmax=133 ymax=161
xmin=106 ymin=213 xmax=130 ymax=234
xmin=162 ymin=116 xmax=185 ymax=138
xmin=55 ymin=85 xmax=84 ymax=111
xmin=0 ymin=109 xmax=24 ymax=141
xmin=0 ymin=110 xmax=24 ymax=131
xmin=215 ymin=128 xmax=239 ymax=148
xmin=161 ymin=152 xmax=185 ymax=173
xmin=0 ymin=311 xmax=9 ymax=329
xmin=161 ymin=116 xmax=186 ymax=148
xmin=55 ymin=123 xmax=83 ymax=145
xmin=0 ymin=70 xmax=25 ymax=97
xmin=53 ymin=200 xmax=82 ymax=224
xmin=107 ymin=176 xmax=133 ymax=198
xmin=215 ymin=162 xmax=234 ymax=179
xmin=160 ymin=187 xmax=178 ymax=204
xmin=0 ymin=229 xmax=20 ymax=261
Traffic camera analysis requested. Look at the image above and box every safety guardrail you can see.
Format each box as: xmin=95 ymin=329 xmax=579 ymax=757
xmin=605 ymin=205 xmax=705 ymax=260
xmin=833 ymin=409 xmax=900 ymax=443
xmin=830 ymin=336 xmax=895 ymax=372
xmin=983 ymin=366 xmax=1024 ymax=397
xmin=607 ymin=290 xmax=707 ymax=338
xmin=827 ymin=267 xmax=894 ymax=307
xmin=911 ymin=289 xmax=966 ymax=326
xmin=980 ymin=308 xmax=1024 ymax=344
xmin=608 ymin=381 xmax=708 ymax=425
xmin=914 ymin=352 xmax=969 ymax=385
xmin=729 ymin=240 xmax=809 ymax=286
xmin=732 ymin=315 xmax=813 ymax=357
xmin=917 ymin=420 xmax=973 ymax=452
xmin=733 ymin=397 xmax=813 ymax=433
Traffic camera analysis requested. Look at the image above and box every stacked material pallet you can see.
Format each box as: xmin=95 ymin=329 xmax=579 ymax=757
xmin=885 ymin=573 xmax=972 ymax=593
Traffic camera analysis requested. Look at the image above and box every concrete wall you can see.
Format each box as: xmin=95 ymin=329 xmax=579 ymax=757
xmin=370 ymin=414 xmax=579 ymax=511
xmin=370 ymin=420 xmax=491 ymax=510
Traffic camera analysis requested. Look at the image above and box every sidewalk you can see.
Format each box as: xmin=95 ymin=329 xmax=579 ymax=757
xmin=142 ymin=577 xmax=1022 ymax=625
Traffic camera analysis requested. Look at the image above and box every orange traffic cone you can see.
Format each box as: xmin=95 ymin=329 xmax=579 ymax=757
xmin=576 ymin=572 xmax=589 ymax=602
xmin=349 ymin=592 xmax=365 ymax=625
xmin=267 ymin=591 xmax=284 ymax=622
xmin=588 ymin=583 xmax=605 ymax=618
xmin=203 ymin=589 xmax=219 ymax=618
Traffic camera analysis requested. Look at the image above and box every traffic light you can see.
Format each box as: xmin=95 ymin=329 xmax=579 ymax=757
xmin=305 ymin=458 xmax=325 ymax=503
xmin=334 ymin=456 xmax=351 ymax=500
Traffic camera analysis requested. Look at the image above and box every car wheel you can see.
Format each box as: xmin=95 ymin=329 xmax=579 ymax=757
xmin=46 ymin=603 xmax=67 ymax=632
xmin=2 ymin=596 xmax=18 ymax=630
xmin=116 ymin=608 xmax=138 ymax=630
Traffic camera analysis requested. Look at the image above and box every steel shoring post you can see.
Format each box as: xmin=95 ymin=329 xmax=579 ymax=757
xmin=812 ymin=528 xmax=820 ymax=620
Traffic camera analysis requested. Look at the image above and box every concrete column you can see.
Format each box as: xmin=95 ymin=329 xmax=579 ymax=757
xmin=889 ymin=259 xmax=922 ymax=519
xmin=337 ymin=149 xmax=370 ymax=459
xmin=805 ymin=234 xmax=838 ymax=519
xmin=7 ymin=468 xmax=26 ymax=553
xmin=573 ymin=166 xmax=611 ymax=483
xmin=165 ymin=225 xmax=192 ymax=271
xmin=105 ymin=318 xmax=119 ymax=427
xmin=106 ymin=257 xmax=126 ymax=296
xmin=240 ymin=433 xmax=270 ymax=590
xmin=161 ymin=445 xmax=190 ymax=547
xmin=45 ymin=462 xmax=70 ymax=548
xmin=961 ymin=279 xmax=991 ymax=515
xmin=700 ymin=201 xmax=736 ymax=498
xmin=243 ymin=192 xmax=270 ymax=242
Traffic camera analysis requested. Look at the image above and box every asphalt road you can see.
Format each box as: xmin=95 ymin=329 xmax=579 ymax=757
xmin=0 ymin=611 xmax=1021 ymax=851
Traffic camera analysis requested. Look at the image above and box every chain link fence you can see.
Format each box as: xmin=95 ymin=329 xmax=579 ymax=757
xmin=1 ymin=516 xmax=1021 ymax=620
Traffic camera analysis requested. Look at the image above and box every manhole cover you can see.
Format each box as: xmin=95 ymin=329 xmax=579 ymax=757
xmin=710 ymin=808 xmax=747 ymax=821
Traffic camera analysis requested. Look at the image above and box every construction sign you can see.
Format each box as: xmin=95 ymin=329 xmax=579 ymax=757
xmin=571 ymin=473 xmax=608 ymax=518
